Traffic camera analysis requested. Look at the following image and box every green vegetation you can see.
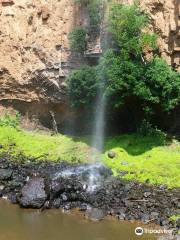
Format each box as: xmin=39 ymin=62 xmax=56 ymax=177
xmin=0 ymin=113 xmax=20 ymax=129
xmin=88 ymin=0 xmax=101 ymax=28
xmin=102 ymin=51 xmax=180 ymax=112
xmin=67 ymin=2 xmax=180 ymax=128
xmin=0 ymin=1 xmax=179 ymax=192
xmin=109 ymin=3 xmax=157 ymax=56
xmin=68 ymin=27 xmax=87 ymax=54
xmin=103 ymin=3 xmax=180 ymax=114
xmin=169 ymin=215 xmax=180 ymax=222
xmin=74 ymin=0 xmax=101 ymax=28
xmin=103 ymin=133 xmax=180 ymax=188
xmin=67 ymin=65 xmax=99 ymax=108
xmin=0 ymin=126 xmax=90 ymax=163
xmin=0 ymin=118 xmax=179 ymax=188
xmin=69 ymin=0 xmax=101 ymax=53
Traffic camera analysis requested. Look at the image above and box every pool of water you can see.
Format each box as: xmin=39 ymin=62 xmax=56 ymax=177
xmin=0 ymin=200 xmax=157 ymax=240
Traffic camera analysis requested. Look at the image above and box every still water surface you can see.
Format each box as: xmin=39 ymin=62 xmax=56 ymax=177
xmin=0 ymin=200 xmax=157 ymax=240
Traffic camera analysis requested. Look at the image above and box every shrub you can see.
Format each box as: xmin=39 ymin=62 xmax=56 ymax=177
xmin=138 ymin=119 xmax=166 ymax=138
xmin=109 ymin=3 xmax=157 ymax=57
xmin=102 ymin=50 xmax=180 ymax=112
xmin=0 ymin=112 xmax=20 ymax=128
xmin=88 ymin=0 xmax=101 ymax=28
xmin=101 ymin=49 xmax=145 ymax=107
xmin=69 ymin=27 xmax=87 ymax=53
xmin=144 ymin=58 xmax=180 ymax=111
xmin=67 ymin=65 xmax=99 ymax=108
xmin=74 ymin=0 xmax=101 ymax=27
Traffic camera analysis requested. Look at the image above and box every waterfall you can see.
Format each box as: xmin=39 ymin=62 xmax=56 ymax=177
xmin=87 ymin=0 xmax=108 ymax=191
xmin=87 ymin=79 xmax=106 ymax=191
xmin=91 ymin=84 xmax=106 ymax=160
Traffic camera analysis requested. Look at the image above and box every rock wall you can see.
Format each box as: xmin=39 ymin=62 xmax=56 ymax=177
xmin=0 ymin=0 xmax=87 ymax=104
xmin=141 ymin=0 xmax=180 ymax=71
xmin=0 ymin=0 xmax=88 ymax=128
xmin=0 ymin=0 xmax=179 ymax=128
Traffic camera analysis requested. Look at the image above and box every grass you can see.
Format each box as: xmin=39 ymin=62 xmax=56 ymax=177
xmin=103 ymin=134 xmax=180 ymax=188
xmin=0 ymin=126 xmax=90 ymax=163
xmin=0 ymin=125 xmax=179 ymax=188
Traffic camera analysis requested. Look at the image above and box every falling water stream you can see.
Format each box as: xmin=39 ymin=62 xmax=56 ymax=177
xmin=87 ymin=0 xmax=109 ymax=191
xmin=88 ymin=83 xmax=107 ymax=191
xmin=91 ymin=87 xmax=106 ymax=156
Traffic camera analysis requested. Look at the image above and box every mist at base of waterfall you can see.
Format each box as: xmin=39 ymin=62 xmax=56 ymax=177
xmin=53 ymin=163 xmax=112 ymax=193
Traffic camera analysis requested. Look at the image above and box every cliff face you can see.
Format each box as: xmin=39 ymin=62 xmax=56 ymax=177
xmin=0 ymin=0 xmax=80 ymax=104
xmin=141 ymin=0 xmax=180 ymax=70
xmin=0 ymin=0 xmax=179 ymax=128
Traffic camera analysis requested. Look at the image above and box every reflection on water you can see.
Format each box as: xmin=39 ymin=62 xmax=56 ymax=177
xmin=0 ymin=200 xmax=156 ymax=240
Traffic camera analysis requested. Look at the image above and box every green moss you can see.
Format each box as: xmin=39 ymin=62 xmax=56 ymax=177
xmin=0 ymin=126 xmax=179 ymax=188
xmin=169 ymin=215 xmax=180 ymax=222
xmin=103 ymin=134 xmax=180 ymax=188
xmin=0 ymin=127 xmax=90 ymax=163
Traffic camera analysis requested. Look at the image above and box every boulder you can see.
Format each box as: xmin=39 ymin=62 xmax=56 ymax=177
xmin=50 ymin=180 xmax=65 ymax=199
xmin=19 ymin=177 xmax=47 ymax=208
xmin=108 ymin=151 xmax=116 ymax=159
xmin=176 ymin=218 xmax=180 ymax=228
xmin=86 ymin=208 xmax=107 ymax=221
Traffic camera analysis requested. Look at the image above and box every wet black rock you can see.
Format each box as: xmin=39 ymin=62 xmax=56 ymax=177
xmin=141 ymin=213 xmax=150 ymax=223
xmin=7 ymin=193 xmax=17 ymax=204
xmin=117 ymin=213 xmax=126 ymax=220
xmin=79 ymin=203 xmax=87 ymax=211
xmin=86 ymin=208 xmax=107 ymax=221
xmin=52 ymin=198 xmax=62 ymax=208
xmin=176 ymin=218 xmax=180 ymax=228
xmin=18 ymin=177 xmax=47 ymax=208
xmin=144 ymin=192 xmax=151 ymax=198
xmin=0 ymin=169 xmax=13 ymax=180
xmin=50 ymin=180 xmax=65 ymax=199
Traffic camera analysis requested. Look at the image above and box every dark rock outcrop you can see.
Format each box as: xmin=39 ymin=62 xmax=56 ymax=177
xmin=18 ymin=177 xmax=47 ymax=208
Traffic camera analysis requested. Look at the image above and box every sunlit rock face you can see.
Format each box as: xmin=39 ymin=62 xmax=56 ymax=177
xmin=141 ymin=0 xmax=179 ymax=71
xmin=0 ymin=0 xmax=87 ymax=127
xmin=0 ymin=0 xmax=81 ymax=103
xmin=122 ymin=0 xmax=180 ymax=70
xmin=0 ymin=0 xmax=179 ymax=126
